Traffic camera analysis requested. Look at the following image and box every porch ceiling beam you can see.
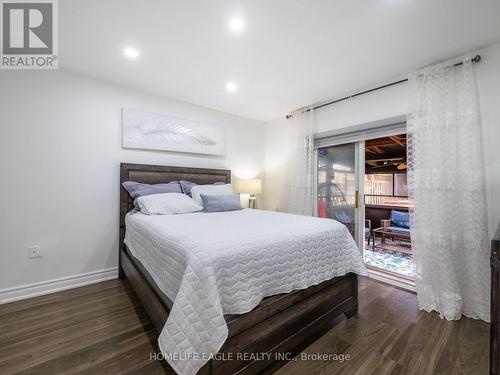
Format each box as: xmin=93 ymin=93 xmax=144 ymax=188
xmin=389 ymin=136 xmax=406 ymax=147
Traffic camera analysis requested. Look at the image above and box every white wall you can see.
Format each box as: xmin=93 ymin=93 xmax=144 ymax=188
xmin=0 ymin=70 xmax=265 ymax=299
xmin=314 ymin=83 xmax=408 ymax=135
xmin=265 ymin=42 xmax=500 ymax=239
xmin=262 ymin=116 xmax=294 ymax=212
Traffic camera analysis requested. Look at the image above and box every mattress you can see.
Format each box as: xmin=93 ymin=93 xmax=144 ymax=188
xmin=124 ymin=208 xmax=367 ymax=375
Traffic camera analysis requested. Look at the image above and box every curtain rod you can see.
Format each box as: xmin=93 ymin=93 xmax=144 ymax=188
xmin=286 ymin=54 xmax=481 ymax=119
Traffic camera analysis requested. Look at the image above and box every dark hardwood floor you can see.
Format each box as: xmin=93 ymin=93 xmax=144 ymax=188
xmin=0 ymin=277 xmax=489 ymax=374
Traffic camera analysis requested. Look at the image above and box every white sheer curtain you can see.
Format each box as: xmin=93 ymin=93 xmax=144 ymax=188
xmin=288 ymin=108 xmax=315 ymax=216
xmin=407 ymin=55 xmax=490 ymax=321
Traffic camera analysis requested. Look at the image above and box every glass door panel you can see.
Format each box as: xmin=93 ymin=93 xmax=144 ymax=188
xmin=317 ymin=143 xmax=362 ymax=245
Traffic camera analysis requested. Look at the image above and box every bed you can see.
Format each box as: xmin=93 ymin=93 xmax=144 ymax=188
xmin=119 ymin=163 xmax=366 ymax=375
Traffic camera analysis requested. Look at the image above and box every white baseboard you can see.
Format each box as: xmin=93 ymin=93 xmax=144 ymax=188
xmin=0 ymin=268 xmax=119 ymax=304
xmin=367 ymin=268 xmax=416 ymax=292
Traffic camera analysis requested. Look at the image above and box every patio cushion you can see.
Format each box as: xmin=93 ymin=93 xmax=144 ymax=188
xmin=390 ymin=210 xmax=410 ymax=229
xmin=387 ymin=225 xmax=411 ymax=234
xmin=334 ymin=210 xmax=352 ymax=224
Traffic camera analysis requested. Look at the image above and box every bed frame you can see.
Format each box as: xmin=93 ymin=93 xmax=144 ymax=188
xmin=119 ymin=163 xmax=358 ymax=374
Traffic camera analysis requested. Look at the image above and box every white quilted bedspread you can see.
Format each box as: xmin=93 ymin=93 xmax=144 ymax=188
xmin=124 ymin=209 xmax=366 ymax=375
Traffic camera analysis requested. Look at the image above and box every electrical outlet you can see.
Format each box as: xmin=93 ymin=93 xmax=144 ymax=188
xmin=28 ymin=246 xmax=42 ymax=259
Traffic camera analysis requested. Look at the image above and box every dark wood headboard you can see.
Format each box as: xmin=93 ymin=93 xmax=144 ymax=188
xmin=119 ymin=163 xmax=231 ymax=272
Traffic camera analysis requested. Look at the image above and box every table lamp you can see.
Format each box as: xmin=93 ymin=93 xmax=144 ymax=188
xmin=236 ymin=179 xmax=262 ymax=209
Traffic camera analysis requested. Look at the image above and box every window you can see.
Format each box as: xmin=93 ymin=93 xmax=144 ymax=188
xmin=364 ymin=173 xmax=410 ymax=206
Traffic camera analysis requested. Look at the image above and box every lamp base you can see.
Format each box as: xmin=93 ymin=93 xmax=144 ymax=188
xmin=248 ymin=195 xmax=256 ymax=209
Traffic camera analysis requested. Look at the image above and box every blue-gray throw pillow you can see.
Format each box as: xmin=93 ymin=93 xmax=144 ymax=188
xmin=390 ymin=210 xmax=410 ymax=229
xmin=200 ymin=194 xmax=242 ymax=212
xmin=122 ymin=181 xmax=182 ymax=200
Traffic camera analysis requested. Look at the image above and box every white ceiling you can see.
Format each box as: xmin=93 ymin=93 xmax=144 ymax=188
xmin=60 ymin=0 xmax=500 ymax=121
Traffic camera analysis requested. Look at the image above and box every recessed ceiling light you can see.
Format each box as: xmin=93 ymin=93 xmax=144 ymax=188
xmin=228 ymin=17 xmax=244 ymax=32
xmin=123 ymin=47 xmax=139 ymax=59
xmin=225 ymin=82 xmax=238 ymax=93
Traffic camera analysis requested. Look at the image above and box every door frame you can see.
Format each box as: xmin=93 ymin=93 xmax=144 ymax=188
xmin=313 ymin=117 xmax=414 ymax=290
xmin=354 ymin=140 xmax=365 ymax=253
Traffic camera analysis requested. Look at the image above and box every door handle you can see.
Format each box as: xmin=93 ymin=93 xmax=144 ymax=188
xmin=355 ymin=190 xmax=359 ymax=209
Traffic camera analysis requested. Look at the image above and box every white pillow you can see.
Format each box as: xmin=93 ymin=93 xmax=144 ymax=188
xmin=190 ymin=183 xmax=234 ymax=206
xmin=136 ymin=193 xmax=203 ymax=215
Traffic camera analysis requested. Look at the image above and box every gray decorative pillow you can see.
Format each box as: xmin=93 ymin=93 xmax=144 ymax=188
xmin=180 ymin=180 xmax=226 ymax=196
xmin=200 ymin=194 xmax=242 ymax=212
xmin=122 ymin=181 xmax=182 ymax=200
xmin=179 ymin=180 xmax=197 ymax=195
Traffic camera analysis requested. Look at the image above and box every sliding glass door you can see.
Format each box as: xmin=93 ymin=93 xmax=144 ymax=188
xmin=317 ymin=142 xmax=365 ymax=249
xmin=314 ymin=122 xmax=414 ymax=287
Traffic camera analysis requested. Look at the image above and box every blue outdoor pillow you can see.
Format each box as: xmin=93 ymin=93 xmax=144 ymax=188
xmin=334 ymin=210 xmax=352 ymax=224
xmin=390 ymin=210 xmax=410 ymax=229
xmin=200 ymin=194 xmax=242 ymax=212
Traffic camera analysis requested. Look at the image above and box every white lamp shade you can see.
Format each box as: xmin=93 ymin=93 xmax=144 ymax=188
xmin=236 ymin=179 xmax=262 ymax=194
